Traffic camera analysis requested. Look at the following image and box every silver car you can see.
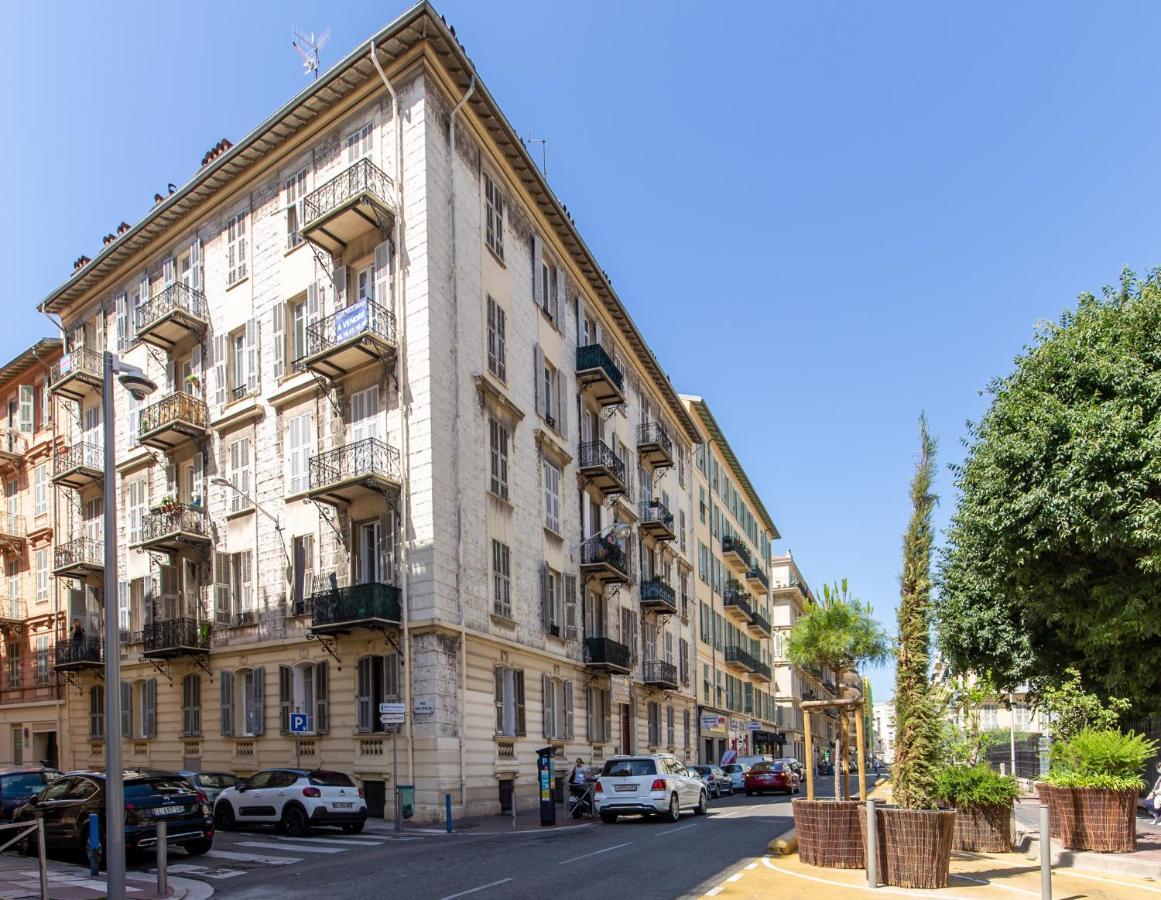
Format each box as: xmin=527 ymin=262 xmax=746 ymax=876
xmin=689 ymin=765 xmax=733 ymax=799
xmin=719 ymin=763 xmax=751 ymax=791
xmin=178 ymin=771 xmax=239 ymax=807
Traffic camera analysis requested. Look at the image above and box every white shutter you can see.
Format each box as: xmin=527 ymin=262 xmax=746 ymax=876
xmin=333 ymin=266 xmax=347 ymax=308
xmin=533 ymin=344 xmax=544 ymax=416
xmin=272 ymin=303 xmax=285 ymax=381
xmin=115 ymin=292 xmax=128 ymax=351
xmin=214 ymin=552 xmax=231 ymax=625
xmin=374 ymin=241 xmax=391 ymax=311
xmin=162 ymin=257 xmax=176 ymax=287
xmin=542 ymin=673 xmax=552 ymax=739
xmin=245 ymin=318 xmax=257 ymax=393
xmin=191 ymin=236 xmax=203 ymax=293
xmin=138 ymin=273 xmax=150 ymax=326
xmin=554 ymin=265 xmax=565 ymax=328
xmin=95 ymin=306 xmax=106 ymax=352
xmin=564 ymin=574 xmax=577 ymax=641
xmin=192 ymin=452 xmax=204 ymax=506
xmin=564 ymin=681 xmax=574 ymax=740
xmin=532 ymin=233 xmax=544 ymax=309
xmin=191 ymin=344 xmax=202 ymax=382
xmin=213 ymin=335 xmax=226 ymax=407
xmin=18 ymin=387 xmax=33 ymax=433
xmin=555 ymin=369 xmax=567 ymax=439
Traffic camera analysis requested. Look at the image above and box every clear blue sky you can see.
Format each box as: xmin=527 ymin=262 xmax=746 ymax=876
xmin=8 ymin=2 xmax=1161 ymax=705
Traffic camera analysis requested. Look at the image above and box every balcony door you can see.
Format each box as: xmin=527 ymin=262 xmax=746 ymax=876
xmin=354 ymin=519 xmax=381 ymax=585
xmin=583 ymin=590 xmax=605 ymax=640
xmin=350 ymin=386 xmax=380 ymax=443
xmin=82 ymin=406 xmax=101 ymax=450
xmin=84 ymin=498 xmax=102 ymax=544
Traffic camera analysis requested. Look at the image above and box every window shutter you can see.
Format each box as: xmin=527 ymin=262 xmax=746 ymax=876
xmin=94 ymin=308 xmax=106 ymax=353
xmin=564 ymin=574 xmax=577 ymax=641
xmin=272 ymin=303 xmax=285 ymax=381
xmin=554 ymin=265 xmax=565 ymax=329
xmin=532 ymin=233 xmax=544 ymax=308
xmin=191 ymin=237 xmax=203 ymax=293
xmin=213 ymin=335 xmax=226 ymax=407
xmin=555 ymin=369 xmax=568 ymax=439
xmin=307 ymin=281 xmax=320 ymax=338
xmin=374 ymin=241 xmax=391 ymax=311
xmin=144 ymin=678 xmax=157 ymax=738
xmin=603 ymin=691 xmax=612 ymax=743
xmin=220 ymin=670 xmax=235 ymax=737
xmin=279 ymin=665 xmax=292 ymax=734
xmin=541 ymin=673 xmax=552 ymax=739
xmin=163 ymin=257 xmax=176 ymax=287
xmin=334 ymin=265 xmax=347 ymax=308
xmin=564 ymin=681 xmax=574 ymax=740
xmin=251 ymin=666 xmax=266 ymax=736
xmin=121 ymin=681 xmax=132 ymax=739
xmin=533 ymin=344 xmax=544 ymax=416
xmin=193 ymin=452 xmax=204 ymax=506
xmin=495 ymin=668 xmax=505 ymax=734
xmin=316 ymin=661 xmax=329 ymax=734
xmin=515 ymin=670 xmax=526 ymax=736
xmin=115 ymin=292 xmax=128 ymax=351
xmin=138 ymin=273 xmax=150 ymax=326
xmin=539 ymin=564 xmax=548 ymax=632
xmin=18 ymin=386 xmax=32 ymax=434
xmin=585 ymin=685 xmax=594 ymax=741
xmin=356 ymin=657 xmax=371 ymax=732
xmin=245 ymin=318 xmax=258 ymax=393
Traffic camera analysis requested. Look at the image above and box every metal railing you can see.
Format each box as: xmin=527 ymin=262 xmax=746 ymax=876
xmin=302 ymin=158 xmax=395 ymax=224
xmin=140 ymin=505 xmax=210 ymax=543
xmin=53 ymin=441 xmax=102 ymax=477
xmin=143 ymin=618 xmax=209 ymax=654
xmin=576 ymin=344 xmax=624 ymax=392
xmin=643 ymin=659 xmax=678 ymax=686
xmin=637 ymin=421 xmax=673 ymax=458
xmin=722 ymin=535 xmax=753 ymax=568
xmin=309 ymin=437 xmax=401 ymax=491
xmin=578 ymin=441 xmax=627 ymax=484
xmin=580 ymin=535 xmax=630 ymax=579
xmin=725 ymin=644 xmax=761 ymax=673
xmin=136 ymin=282 xmax=209 ymax=333
xmin=749 ymin=609 xmax=772 ymax=635
xmin=305 ymin=298 xmax=396 ymax=359
xmin=638 ymin=498 xmax=674 ymax=532
xmin=640 ymin=577 xmax=677 ymax=611
xmin=0 ymin=598 xmax=25 ymax=620
xmin=55 ymin=636 xmax=102 ymax=667
xmin=50 ymin=347 xmax=103 ymax=387
xmin=583 ymin=636 xmax=632 ymax=670
xmin=0 ymin=512 xmax=25 ymax=537
xmin=746 ymin=565 xmax=770 ymax=590
xmin=309 ymin=581 xmax=402 ymax=628
xmin=54 ymin=537 xmax=102 ymax=571
xmin=139 ymin=391 xmax=208 ymax=437
xmin=724 ymin=588 xmax=753 ymax=620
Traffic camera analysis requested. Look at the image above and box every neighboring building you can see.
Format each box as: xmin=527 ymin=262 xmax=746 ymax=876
xmin=38 ymin=4 xmax=711 ymax=822
xmin=872 ymin=701 xmax=895 ymax=764
xmin=0 ymin=339 xmax=65 ymax=766
xmin=682 ymin=397 xmax=780 ymax=764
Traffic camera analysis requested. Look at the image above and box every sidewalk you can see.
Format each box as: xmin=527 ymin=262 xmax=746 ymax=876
xmin=0 ymin=852 xmax=211 ymax=899
xmin=1015 ymin=796 xmax=1161 ymax=881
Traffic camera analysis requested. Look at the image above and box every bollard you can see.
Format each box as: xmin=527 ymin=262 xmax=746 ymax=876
xmin=445 ymin=793 xmax=453 ymax=833
xmin=156 ymin=819 xmax=168 ymax=896
xmin=36 ymin=819 xmax=47 ymax=900
xmin=87 ymin=813 xmax=101 ymax=877
xmin=866 ymin=799 xmax=878 ymax=889
xmin=1039 ymin=803 xmax=1051 ymax=899
xmin=511 ymin=784 xmax=517 ymax=832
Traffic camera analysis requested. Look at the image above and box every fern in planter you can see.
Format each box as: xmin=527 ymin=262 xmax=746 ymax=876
xmin=935 ymin=765 xmax=1019 ymax=809
xmin=1046 ymin=729 xmax=1156 ymax=791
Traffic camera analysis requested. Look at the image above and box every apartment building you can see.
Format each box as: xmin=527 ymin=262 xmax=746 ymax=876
xmin=0 ymin=339 xmax=65 ymax=767
xmin=872 ymin=701 xmax=895 ymax=764
xmin=681 ymin=397 xmax=782 ymax=764
xmin=38 ymin=3 xmax=706 ymax=822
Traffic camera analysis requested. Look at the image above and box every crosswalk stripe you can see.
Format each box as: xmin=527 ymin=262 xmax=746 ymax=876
xmin=238 ymin=839 xmax=346 ymax=854
xmin=270 ymin=835 xmax=382 ymax=846
xmin=204 ymin=848 xmax=302 ymax=865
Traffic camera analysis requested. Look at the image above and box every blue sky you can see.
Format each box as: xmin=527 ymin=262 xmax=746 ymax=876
xmin=9 ymin=1 xmax=1161 ymax=705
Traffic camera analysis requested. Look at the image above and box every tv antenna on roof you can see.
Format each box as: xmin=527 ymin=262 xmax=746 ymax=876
xmin=292 ymin=26 xmax=330 ymax=79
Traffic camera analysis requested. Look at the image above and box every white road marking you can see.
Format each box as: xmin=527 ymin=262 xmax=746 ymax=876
xmin=704 ymin=889 xmax=722 ymax=897
xmin=237 ymin=840 xmax=346 ymax=854
xmin=745 ymin=863 xmax=757 ymax=870
xmin=655 ymin=823 xmax=697 ymax=836
xmin=269 ymin=835 xmax=382 ymax=846
xmin=1058 ymin=869 xmax=1161 ymax=895
xmin=760 ymin=856 xmax=970 ymax=898
xmin=949 ymin=873 xmax=1038 ymax=897
xmin=558 ymin=840 xmax=633 ymax=865
xmin=438 ymin=877 xmax=514 ymax=899
xmin=165 ymin=863 xmax=247 ymax=880
xmin=205 ymin=848 xmax=302 ymax=865
xmin=727 ymin=873 xmax=742 ymax=882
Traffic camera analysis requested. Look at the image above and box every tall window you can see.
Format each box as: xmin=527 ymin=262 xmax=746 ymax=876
xmin=542 ymin=675 xmax=573 ymax=741
xmin=543 ymin=459 xmax=561 ymax=534
xmin=491 ymin=540 xmax=511 ymax=618
xmin=286 ymin=413 xmax=313 ymax=494
xmin=488 ymin=418 xmax=509 ymax=500
xmin=238 ymin=668 xmax=265 ymax=736
xmin=356 ymin=654 xmax=399 ymax=733
xmin=484 ymin=173 xmax=504 ymax=259
xmin=541 ymin=359 xmax=558 ymax=428
xmin=35 ymin=549 xmax=47 ymax=603
xmin=128 ymin=479 xmax=146 ymax=545
xmin=494 ymin=666 xmax=525 ymax=737
xmin=181 ymin=674 xmax=202 ymax=737
xmin=89 ymin=685 xmax=105 ymax=738
xmin=346 ymin=123 xmax=373 ymax=162
xmin=587 ymin=686 xmax=611 ymax=743
xmin=666 ymin=705 xmax=675 ymax=749
xmin=285 ymin=169 xmax=308 ymax=249
xmin=36 ymin=636 xmax=49 ymax=686
xmin=227 ymin=438 xmax=252 ymax=512
xmin=226 ymin=212 xmax=248 ymax=285
xmin=486 ymin=297 xmax=506 ymax=381
xmin=6 ymin=642 xmax=19 ymax=689
xmin=647 ymin=701 xmax=661 ymax=747
xmin=33 ymin=465 xmax=46 ymax=516
xmin=289 ymin=298 xmax=307 ymax=365
xmin=280 ymin=661 xmax=328 ymax=734
xmin=230 ymin=551 xmax=253 ymax=619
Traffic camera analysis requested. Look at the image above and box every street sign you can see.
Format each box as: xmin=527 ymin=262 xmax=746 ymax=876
xmin=747 ymin=721 xmax=761 ymax=731
xmin=379 ymin=702 xmax=406 ymax=725
xmin=289 ymin=713 xmax=310 ymax=734
xmin=412 ymin=698 xmax=434 ymax=715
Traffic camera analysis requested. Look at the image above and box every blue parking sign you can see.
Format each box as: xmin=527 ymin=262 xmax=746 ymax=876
xmin=289 ymin=713 xmax=310 ymax=734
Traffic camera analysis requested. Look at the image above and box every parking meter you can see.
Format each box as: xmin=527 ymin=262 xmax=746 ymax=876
xmin=537 ymin=746 xmax=556 ymax=827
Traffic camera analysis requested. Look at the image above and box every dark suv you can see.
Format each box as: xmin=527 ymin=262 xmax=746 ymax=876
xmin=13 ymin=770 xmax=213 ymax=862
xmin=0 ymin=768 xmax=60 ymax=823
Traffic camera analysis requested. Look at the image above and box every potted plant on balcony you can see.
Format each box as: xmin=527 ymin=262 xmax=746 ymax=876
xmin=158 ymin=495 xmax=180 ymax=514
xmin=788 ymin=578 xmax=890 ymax=868
xmin=934 ymin=764 xmax=1019 ymax=852
xmin=184 ymin=372 xmax=202 ymax=392
xmin=198 ymin=620 xmax=212 ymax=646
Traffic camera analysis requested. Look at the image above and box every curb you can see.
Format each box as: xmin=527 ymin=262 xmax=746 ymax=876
xmin=1019 ymin=831 xmax=1161 ymax=881
xmin=767 ymin=822 xmax=798 ymax=856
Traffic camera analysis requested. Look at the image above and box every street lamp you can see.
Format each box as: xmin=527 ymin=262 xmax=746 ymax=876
xmin=102 ymin=353 xmax=156 ymax=900
xmin=209 ymin=477 xmax=291 ymax=572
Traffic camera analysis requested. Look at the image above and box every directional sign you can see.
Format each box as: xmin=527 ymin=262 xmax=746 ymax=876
xmin=379 ymin=702 xmax=406 ymax=725
xmin=289 ymin=713 xmax=310 ymax=734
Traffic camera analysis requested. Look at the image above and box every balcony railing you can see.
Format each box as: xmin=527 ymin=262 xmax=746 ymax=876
xmin=582 ymin=636 xmax=632 ymax=673
xmin=575 ymin=343 xmax=625 ymax=405
xmin=308 ymin=437 xmax=402 ymax=501
xmin=55 ymin=636 xmax=102 ymax=668
xmin=0 ymin=599 xmax=25 ymax=621
xmin=579 ymin=535 xmax=631 ymax=583
xmin=642 ymin=659 xmax=679 ymax=689
xmin=143 ymin=618 xmax=209 ymax=656
xmin=0 ymin=513 xmax=25 ymax=540
xmin=54 ymin=537 xmax=103 ymax=574
xmin=136 ymin=283 xmax=209 ymax=336
xmin=138 ymin=391 xmax=208 ymax=442
xmin=309 ymin=581 xmax=402 ymax=632
xmin=749 ymin=609 xmax=772 ymax=637
xmin=302 ymin=159 xmax=395 ymax=226
xmin=725 ymin=644 xmax=761 ymax=673
xmin=637 ymin=421 xmax=674 ymax=467
xmin=578 ymin=441 xmax=629 ymax=498
xmin=638 ymin=499 xmax=675 ymax=538
xmin=639 ymin=576 xmax=677 ymax=614
xmin=139 ymin=505 xmax=211 ymax=546
xmin=722 ymin=535 xmax=753 ymax=570
xmin=50 ymin=347 xmax=104 ymax=395
xmin=723 ymin=588 xmax=753 ymax=622
xmin=305 ymin=299 xmax=396 ymax=361
xmin=53 ymin=442 xmax=103 ymax=482
xmin=746 ymin=565 xmax=770 ymax=591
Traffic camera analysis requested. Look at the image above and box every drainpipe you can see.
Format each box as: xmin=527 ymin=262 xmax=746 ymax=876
xmin=370 ymin=41 xmax=416 ymax=792
xmin=448 ymin=73 xmax=476 ymax=816
xmin=41 ymin=311 xmax=66 ymax=763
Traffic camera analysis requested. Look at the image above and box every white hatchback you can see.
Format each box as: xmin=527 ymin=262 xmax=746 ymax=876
xmin=594 ymin=754 xmax=708 ymax=823
xmin=213 ymin=768 xmax=367 ymax=837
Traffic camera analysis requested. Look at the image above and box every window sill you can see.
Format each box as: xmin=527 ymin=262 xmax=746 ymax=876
xmin=493 ymin=732 xmax=523 ymax=742
xmin=284 ymin=241 xmax=307 ymax=258
xmin=485 ymin=243 xmax=506 ymax=269
xmin=542 ymin=525 xmax=563 ymax=543
xmin=490 ymin=612 xmax=516 ymax=629
xmin=486 ymin=489 xmax=513 ymax=510
xmin=226 ymin=275 xmax=250 ymax=293
xmin=225 ymin=506 xmax=255 ymax=522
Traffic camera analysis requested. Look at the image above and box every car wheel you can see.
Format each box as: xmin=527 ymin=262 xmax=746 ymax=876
xmin=215 ymin=802 xmax=237 ymax=831
xmin=665 ymin=793 xmax=680 ymax=823
xmin=599 ymin=811 xmax=618 ymax=824
xmin=342 ymin=823 xmax=365 ymax=834
xmin=282 ymin=804 xmax=310 ymax=838
xmin=183 ymin=838 xmax=213 ymax=856
xmin=695 ymin=791 xmax=708 ymax=816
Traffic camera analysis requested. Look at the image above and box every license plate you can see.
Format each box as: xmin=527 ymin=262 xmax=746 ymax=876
xmin=154 ymin=805 xmax=184 ymax=817
xmin=614 ymin=785 xmax=635 ymax=792
xmin=332 ymin=802 xmax=354 ymax=809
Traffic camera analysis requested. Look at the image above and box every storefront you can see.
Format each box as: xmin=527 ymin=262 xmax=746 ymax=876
xmin=751 ymin=729 xmax=784 ymax=757
xmin=698 ymin=709 xmax=729 ymax=764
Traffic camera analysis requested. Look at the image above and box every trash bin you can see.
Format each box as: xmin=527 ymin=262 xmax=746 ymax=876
xmin=536 ymin=747 xmax=556 ymax=827
xmin=397 ymin=785 xmax=415 ymax=820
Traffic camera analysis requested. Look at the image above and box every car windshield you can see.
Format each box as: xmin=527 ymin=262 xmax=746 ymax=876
xmin=309 ymin=771 xmax=356 ymax=787
xmin=601 ymin=759 xmax=657 ymax=777
xmin=0 ymin=774 xmax=47 ymax=798
xmin=690 ymin=766 xmax=709 ymax=775
xmin=126 ymin=778 xmax=194 ymax=798
xmin=720 ymin=764 xmax=741 ymax=774
xmin=195 ymin=774 xmax=238 ymax=789
xmin=752 ymin=763 xmax=783 ymax=773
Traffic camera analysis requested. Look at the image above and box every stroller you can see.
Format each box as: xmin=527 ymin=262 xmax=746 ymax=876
xmin=568 ymin=766 xmax=599 ymax=818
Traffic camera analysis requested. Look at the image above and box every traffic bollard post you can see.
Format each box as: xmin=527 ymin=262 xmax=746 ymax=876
xmin=1040 ymin=803 xmax=1051 ymax=899
xmin=866 ymin=799 xmax=878 ymax=889
xmin=156 ymin=819 xmax=168 ymax=896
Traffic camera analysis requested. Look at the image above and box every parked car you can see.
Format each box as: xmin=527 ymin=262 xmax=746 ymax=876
xmin=0 ymin=767 xmax=60 ymax=823
xmin=719 ymin=763 xmax=751 ymax=791
xmin=594 ymin=755 xmax=708 ymax=823
xmin=775 ymin=757 xmax=804 ymax=778
xmin=689 ymin=765 xmax=732 ymax=799
xmin=213 ymin=769 xmax=367 ymax=837
xmin=12 ymin=770 xmax=212 ymax=863
xmin=736 ymin=755 xmax=773 ymax=768
xmin=745 ymin=761 xmax=800 ymax=796
xmin=177 ymin=771 xmax=239 ymax=808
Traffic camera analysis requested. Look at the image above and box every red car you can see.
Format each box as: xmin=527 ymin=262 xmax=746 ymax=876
xmin=744 ymin=761 xmax=800 ymax=796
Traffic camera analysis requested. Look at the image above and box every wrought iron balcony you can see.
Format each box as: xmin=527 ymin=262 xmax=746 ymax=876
xmin=138 ymin=391 xmax=208 ymax=451
xmin=637 ymin=422 xmax=674 ymax=469
xmin=749 ymin=657 xmax=772 ymax=683
xmin=642 ymin=659 xmax=679 ymax=690
xmin=745 ymin=565 xmax=770 ymax=592
xmin=307 ymin=437 xmax=402 ymax=506
xmin=0 ymin=599 xmax=25 ymax=622
xmin=0 ymin=431 xmax=24 ymax=471
xmin=638 ymin=499 xmax=675 ymax=541
xmin=582 ymin=636 xmax=632 ymax=674
xmin=772 ymin=576 xmax=811 ymax=603
xmin=55 ymin=636 xmax=102 ymax=670
xmin=143 ymin=618 xmax=210 ymax=658
xmin=747 ymin=608 xmax=772 ymax=638
xmin=300 ymin=159 xmax=395 ymax=255
xmin=575 ymin=344 xmax=625 ymax=407
xmin=49 ymin=347 xmax=103 ymax=401
xmin=579 ymin=535 xmax=631 ymax=586
xmin=578 ymin=440 xmax=629 ymax=500
xmin=0 ymin=513 xmax=25 ymax=547
xmin=304 ymin=299 xmax=397 ymax=379
xmin=723 ymin=587 xmax=753 ymax=624
xmin=639 ymin=577 xmax=677 ymax=615
xmin=135 ymin=505 xmax=211 ymax=553
xmin=724 ymin=644 xmax=761 ymax=675
xmin=52 ymin=441 xmax=103 ymax=490
xmin=54 ymin=537 xmax=103 ymax=579
xmin=722 ymin=535 xmax=753 ymax=572
xmin=308 ymin=581 xmax=402 ymax=636
xmin=136 ymin=283 xmax=209 ymax=350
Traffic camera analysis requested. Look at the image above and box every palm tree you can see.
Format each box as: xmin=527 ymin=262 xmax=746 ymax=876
xmin=788 ymin=579 xmax=891 ymax=799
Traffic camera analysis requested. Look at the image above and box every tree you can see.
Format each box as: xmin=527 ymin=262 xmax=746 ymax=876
xmin=1036 ymin=667 xmax=1131 ymax=742
xmin=788 ymin=579 xmax=891 ymax=799
xmin=938 ymin=271 xmax=1161 ymax=712
xmin=893 ymin=416 xmax=944 ymax=810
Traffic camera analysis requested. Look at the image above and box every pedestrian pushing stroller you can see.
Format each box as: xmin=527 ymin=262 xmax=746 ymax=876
xmin=568 ymin=765 xmax=599 ymax=818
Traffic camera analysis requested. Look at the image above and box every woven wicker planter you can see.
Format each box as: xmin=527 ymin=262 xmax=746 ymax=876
xmin=792 ymin=799 xmax=864 ymax=868
xmin=952 ymin=803 xmax=1013 ymax=852
xmin=1036 ymin=783 xmax=1137 ymax=852
xmin=858 ymin=805 xmax=956 ymax=889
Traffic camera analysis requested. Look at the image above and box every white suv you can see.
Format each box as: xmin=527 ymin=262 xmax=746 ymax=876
xmin=594 ymin=754 xmax=708 ymax=824
xmin=213 ymin=769 xmax=367 ymax=837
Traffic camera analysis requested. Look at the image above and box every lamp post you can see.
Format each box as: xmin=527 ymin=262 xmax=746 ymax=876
xmin=101 ymin=352 xmax=156 ymax=900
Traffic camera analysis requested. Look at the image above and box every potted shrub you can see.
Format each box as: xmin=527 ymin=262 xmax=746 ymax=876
xmin=184 ymin=372 xmax=202 ymax=392
xmin=1039 ymin=728 xmax=1156 ymax=853
xmin=789 ymin=579 xmax=890 ymax=868
xmin=934 ymin=764 xmax=1018 ymax=852
xmin=859 ymin=417 xmax=956 ymax=888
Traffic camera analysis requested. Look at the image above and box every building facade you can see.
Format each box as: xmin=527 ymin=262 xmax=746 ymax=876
xmin=0 ymin=339 xmax=65 ymax=767
xmin=872 ymin=701 xmax=895 ymax=764
xmin=38 ymin=4 xmax=715 ymax=822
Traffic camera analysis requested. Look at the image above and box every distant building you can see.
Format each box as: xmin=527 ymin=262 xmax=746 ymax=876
xmin=872 ymin=701 xmax=895 ymax=763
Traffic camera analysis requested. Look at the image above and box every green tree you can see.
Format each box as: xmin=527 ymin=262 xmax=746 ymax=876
xmin=1037 ymin=668 xmax=1131 ymax=742
xmin=938 ymin=271 xmax=1161 ymax=712
xmin=894 ymin=416 xmax=944 ymax=810
xmin=788 ymin=580 xmax=891 ymax=799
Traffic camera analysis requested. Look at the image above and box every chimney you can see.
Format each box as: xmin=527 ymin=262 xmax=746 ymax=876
xmin=102 ymin=233 xmax=116 ymax=246
xmin=201 ymin=138 xmax=234 ymax=168
xmin=117 ymin=222 xmax=130 ymax=235
xmin=154 ymin=193 xmax=165 ymax=206
xmin=73 ymin=256 xmax=91 ymax=272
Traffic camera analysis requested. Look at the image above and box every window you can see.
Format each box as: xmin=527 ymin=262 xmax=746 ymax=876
xmin=6 ymin=642 xmax=18 ymax=689
xmin=18 ymin=385 xmax=33 ymax=434
xmin=181 ymin=674 xmax=202 ymax=737
xmin=280 ymin=661 xmax=329 ymax=734
xmin=494 ymin=666 xmax=526 ymax=737
xmin=355 ymin=264 xmax=376 ymax=303
xmin=542 ymin=566 xmax=561 ymax=636
xmin=289 ymin=298 xmax=307 ymax=365
xmin=484 ymin=173 xmax=504 ymax=259
xmin=542 ymin=675 xmax=573 ymax=741
xmin=587 ymin=685 xmax=611 ymax=743
xmin=356 ymin=654 xmax=399 ymax=733
xmin=488 ymin=418 xmax=509 ymax=500
xmin=132 ymin=679 xmax=157 ymax=739
xmin=127 ymin=479 xmax=146 ymax=546
xmin=543 ymin=459 xmax=561 ymax=534
xmin=647 ymin=701 xmax=661 ymax=747
xmin=286 ymin=412 xmax=314 ymax=494
xmin=291 ymin=535 xmax=314 ymax=614
xmin=89 ymin=685 xmax=105 ymax=738
xmin=227 ymin=438 xmax=252 ymax=512
xmin=285 ymin=169 xmax=308 ymax=249
xmin=230 ymin=551 xmax=253 ymax=619
xmin=1014 ymin=702 xmax=1031 ymax=731
xmin=35 ymin=549 xmax=47 ymax=603
xmin=533 ymin=244 xmax=557 ymax=322
xmin=981 ymin=704 xmax=998 ymax=730
xmin=239 ymin=668 xmax=265 ymax=736
xmin=491 ymin=540 xmax=511 ymax=618
xmin=486 ymin=297 xmax=506 ymax=381
xmin=683 ymin=709 xmax=691 ymax=750
xmin=36 ymin=636 xmax=49 ymax=686
xmin=230 ymin=329 xmax=247 ymax=398
xmin=542 ymin=358 xmax=557 ymax=429
xmin=666 ymin=706 xmax=675 ymax=749
xmin=346 ymin=122 xmax=373 ymax=162
xmin=126 ymin=391 xmax=141 ymax=447
xmin=33 ymin=465 xmax=46 ymax=516
xmin=226 ymin=212 xmax=248 ymax=285
xmin=703 ymin=663 xmax=711 ymax=704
